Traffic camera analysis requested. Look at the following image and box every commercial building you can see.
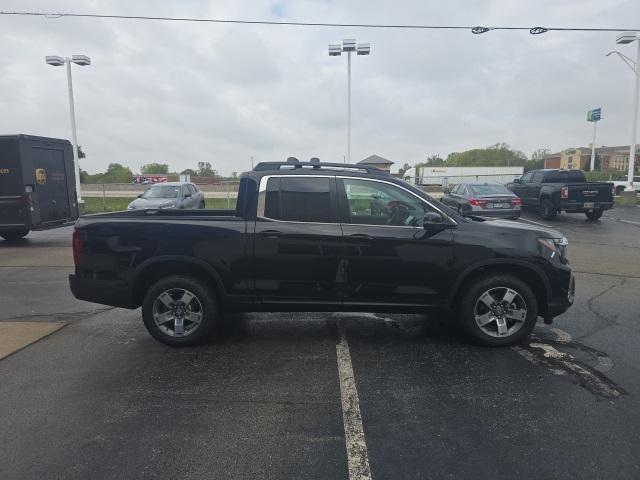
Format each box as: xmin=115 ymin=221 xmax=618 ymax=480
xmin=544 ymin=145 xmax=640 ymax=172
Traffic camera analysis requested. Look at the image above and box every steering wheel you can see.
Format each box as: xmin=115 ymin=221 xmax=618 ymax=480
xmin=385 ymin=200 xmax=414 ymax=225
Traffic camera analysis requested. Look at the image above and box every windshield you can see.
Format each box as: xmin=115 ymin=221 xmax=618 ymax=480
xmin=469 ymin=184 xmax=512 ymax=196
xmin=141 ymin=185 xmax=181 ymax=199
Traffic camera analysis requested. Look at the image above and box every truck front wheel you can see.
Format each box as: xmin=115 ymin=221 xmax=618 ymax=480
xmin=142 ymin=275 xmax=218 ymax=347
xmin=539 ymin=199 xmax=557 ymax=220
xmin=458 ymin=274 xmax=538 ymax=347
xmin=0 ymin=229 xmax=30 ymax=241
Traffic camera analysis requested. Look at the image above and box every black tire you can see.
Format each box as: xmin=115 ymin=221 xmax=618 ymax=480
xmin=0 ymin=229 xmax=30 ymax=241
xmin=585 ymin=209 xmax=603 ymax=221
xmin=539 ymin=198 xmax=557 ymax=220
xmin=458 ymin=274 xmax=538 ymax=347
xmin=615 ymin=186 xmax=624 ymax=196
xmin=141 ymin=275 xmax=217 ymax=347
xmin=199 ymin=200 xmax=206 ymax=209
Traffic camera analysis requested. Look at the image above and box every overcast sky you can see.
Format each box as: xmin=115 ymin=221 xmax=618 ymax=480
xmin=1 ymin=0 xmax=639 ymax=175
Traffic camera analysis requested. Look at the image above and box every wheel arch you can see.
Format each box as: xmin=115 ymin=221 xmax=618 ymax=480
xmin=448 ymin=259 xmax=551 ymax=315
xmin=130 ymin=255 xmax=224 ymax=308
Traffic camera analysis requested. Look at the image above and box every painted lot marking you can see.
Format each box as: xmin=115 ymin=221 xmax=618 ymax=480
xmin=618 ymin=218 xmax=640 ymax=227
xmin=336 ymin=321 xmax=372 ymax=480
xmin=0 ymin=321 xmax=66 ymax=360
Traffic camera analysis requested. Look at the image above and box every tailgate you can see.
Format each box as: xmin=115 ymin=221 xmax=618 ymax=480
xmin=567 ymin=183 xmax=612 ymax=203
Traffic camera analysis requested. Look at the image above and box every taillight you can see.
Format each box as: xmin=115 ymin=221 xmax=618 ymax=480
xmin=468 ymin=198 xmax=487 ymax=207
xmin=560 ymin=186 xmax=569 ymax=199
xmin=511 ymin=197 xmax=522 ymax=206
xmin=72 ymin=229 xmax=86 ymax=265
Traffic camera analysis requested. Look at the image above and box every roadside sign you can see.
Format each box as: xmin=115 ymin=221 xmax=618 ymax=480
xmin=587 ymin=108 xmax=602 ymax=122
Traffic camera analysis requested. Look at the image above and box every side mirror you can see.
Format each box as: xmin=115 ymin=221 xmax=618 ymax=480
xmin=137 ymin=194 xmax=142 ymax=198
xmin=184 ymin=193 xmax=192 ymax=198
xmin=513 ymin=178 xmax=522 ymax=184
xmin=443 ymin=187 xmax=451 ymax=194
xmin=423 ymin=211 xmax=444 ymax=229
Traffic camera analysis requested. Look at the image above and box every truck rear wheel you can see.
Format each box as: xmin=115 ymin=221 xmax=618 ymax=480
xmin=458 ymin=274 xmax=538 ymax=347
xmin=539 ymin=199 xmax=557 ymax=220
xmin=0 ymin=229 xmax=29 ymax=241
xmin=585 ymin=209 xmax=603 ymax=221
xmin=141 ymin=275 xmax=218 ymax=347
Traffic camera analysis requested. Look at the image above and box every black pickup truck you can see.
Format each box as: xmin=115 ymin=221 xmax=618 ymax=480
xmin=506 ymin=169 xmax=614 ymax=220
xmin=69 ymin=160 xmax=575 ymax=347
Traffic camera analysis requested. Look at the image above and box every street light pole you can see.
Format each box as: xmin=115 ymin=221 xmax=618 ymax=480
xmin=329 ymin=39 xmax=370 ymax=164
xmin=65 ymin=58 xmax=82 ymax=203
xmin=628 ymin=36 xmax=640 ymax=190
xmin=347 ymin=49 xmax=351 ymax=164
xmin=46 ymin=54 xmax=91 ymax=206
xmin=612 ymin=33 xmax=640 ymax=191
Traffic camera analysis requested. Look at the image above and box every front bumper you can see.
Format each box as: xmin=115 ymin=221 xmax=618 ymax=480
xmin=69 ymin=274 xmax=135 ymax=309
xmin=546 ymin=273 xmax=575 ymax=317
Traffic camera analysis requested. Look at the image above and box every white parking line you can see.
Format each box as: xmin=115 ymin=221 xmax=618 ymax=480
xmin=518 ymin=217 xmax=553 ymax=228
xmin=618 ymin=219 xmax=640 ymax=226
xmin=336 ymin=322 xmax=372 ymax=480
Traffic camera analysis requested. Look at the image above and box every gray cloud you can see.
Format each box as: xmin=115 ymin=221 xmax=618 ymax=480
xmin=1 ymin=0 xmax=639 ymax=175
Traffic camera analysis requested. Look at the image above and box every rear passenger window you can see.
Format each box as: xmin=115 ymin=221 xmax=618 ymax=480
xmin=264 ymin=177 xmax=333 ymax=223
xmin=531 ymin=172 xmax=545 ymax=183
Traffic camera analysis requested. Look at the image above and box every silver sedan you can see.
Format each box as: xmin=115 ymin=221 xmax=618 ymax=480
xmin=127 ymin=182 xmax=205 ymax=210
xmin=441 ymin=182 xmax=521 ymax=219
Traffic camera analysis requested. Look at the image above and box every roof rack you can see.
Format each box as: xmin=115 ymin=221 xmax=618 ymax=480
xmin=252 ymin=161 xmax=388 ymax=174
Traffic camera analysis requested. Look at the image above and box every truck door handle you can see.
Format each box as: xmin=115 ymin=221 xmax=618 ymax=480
xmin=259 ymin=229 xmax=282 ymax=238
xmin=348 ymin=233 xmax=374 ymax=241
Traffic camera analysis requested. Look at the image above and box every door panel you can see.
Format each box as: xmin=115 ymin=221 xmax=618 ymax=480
xmin=252 ymin=175 xmax=344 ymax=303
xmin=338 ymin=177 xmax=455 ymax=306
xmin=341 ymin=224 xmax=454 ymax=304
xmin=32 ymin=147 xmax=70 ymax=223
xmin=253 ymin=220 xmax=344 ymax=301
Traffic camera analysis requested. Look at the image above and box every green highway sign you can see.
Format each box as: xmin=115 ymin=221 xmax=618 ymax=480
xmin=587 ymin=108 xmax=602 ymax=122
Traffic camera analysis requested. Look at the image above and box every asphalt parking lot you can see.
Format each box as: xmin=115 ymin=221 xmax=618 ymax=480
xmin=1 ymin=207 xmax=640 ymax=479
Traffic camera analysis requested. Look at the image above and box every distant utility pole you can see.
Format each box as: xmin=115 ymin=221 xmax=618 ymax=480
xmin=329 ymin=39 xmax=371 ymax=163
xmin=587 ymin=108 xmax=602 ymax=171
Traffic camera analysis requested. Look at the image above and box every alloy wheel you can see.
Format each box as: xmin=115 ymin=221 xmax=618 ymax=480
xmin=152 ymin=288 xmax=203 ymax=337
xmin=474 ymin=287 xmax=528 ymax=338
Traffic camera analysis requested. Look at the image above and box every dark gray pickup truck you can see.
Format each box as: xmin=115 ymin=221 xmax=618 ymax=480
xmin=506 ymin=169 xmax=614 ymax=220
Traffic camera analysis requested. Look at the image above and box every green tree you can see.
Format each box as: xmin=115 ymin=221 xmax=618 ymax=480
xmin=446 ymin=143 xmax=527 ymax=167
xmin=141 ymin=163 xmax=169 ymax=174
xmin=197 ymin=161 xmax=217 ymax=177
xmin=180 ymin=168 xmax=198 ymax=176
xmin=398 ymin=163 xmax=412 ymax=176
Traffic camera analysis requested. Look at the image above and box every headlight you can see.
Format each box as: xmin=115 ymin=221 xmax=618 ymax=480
xmin=538 ymin=237 xmax=568 ymax=258
xmin=159 ymin=202 xmax=176 ymax=209
xmin=127 ymin=205 xmax=136 ymax=210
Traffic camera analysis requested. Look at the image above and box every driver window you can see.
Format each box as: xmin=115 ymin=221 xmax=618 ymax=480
xmin=341 ymin=178 xmax=432 ymax=227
